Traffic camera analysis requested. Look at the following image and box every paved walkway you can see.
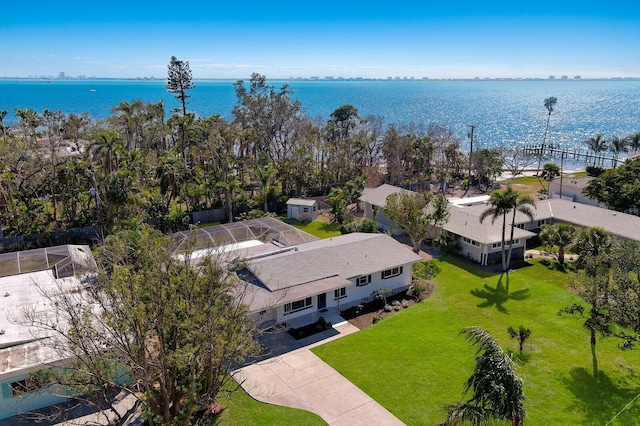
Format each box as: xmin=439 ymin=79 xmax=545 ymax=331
xmin=234 ymin=321 xmax=405 ymax=426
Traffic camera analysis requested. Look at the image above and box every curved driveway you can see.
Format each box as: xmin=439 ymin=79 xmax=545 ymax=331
xmin=234 ymin=321 xmax=405 ymax=426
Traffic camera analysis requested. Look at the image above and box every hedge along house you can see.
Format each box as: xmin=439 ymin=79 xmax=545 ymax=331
xmin=0 ymin=245 xmax=97 ymax=421
xmin=286 ymin=198 xmax=319 ymax=221
xmin=172 ymin=218 xmax=422 ymax=329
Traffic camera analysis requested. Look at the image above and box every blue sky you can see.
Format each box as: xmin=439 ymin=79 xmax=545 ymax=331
xmin=3 ymin=1 xmax=639 ymax=79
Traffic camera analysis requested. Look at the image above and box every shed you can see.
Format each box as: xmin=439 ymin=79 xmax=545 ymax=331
xmin=286 ymin=198 xmax=318 ymax=221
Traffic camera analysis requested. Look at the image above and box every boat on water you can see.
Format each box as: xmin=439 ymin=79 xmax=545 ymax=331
xmin=89 ymin=89 xmax=96 ymax=92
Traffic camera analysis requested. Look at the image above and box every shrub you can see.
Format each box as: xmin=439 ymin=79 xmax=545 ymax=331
xmin=413 ymin=260 xmax=441 ymax=280
xmin=409 ymin=280 xmax=429 ymax=302
xmin=586 ymin=165 xmax=606 ymax=177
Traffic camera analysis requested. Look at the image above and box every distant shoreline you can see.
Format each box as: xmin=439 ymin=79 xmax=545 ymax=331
xmin=2 ymin=77 xmax=640 ymax=83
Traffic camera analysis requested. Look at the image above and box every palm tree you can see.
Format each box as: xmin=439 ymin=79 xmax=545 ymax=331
xmin=254 ymin=162 xmax=276 ymax=213
xmin=536 ymin=97 xmax=557 ymax=176
xmin=584 ymin=133 xmax=608 ymax=165
xmin=479 ymin=186 xmax=519 ymax=272
xmin=609 ymin=135 xmax=629 ymax=167
xmin=628 ymin=131 xmax=640 ymax=153
xmin=156 ymin=151 xmax=186 ymax=211
xmin=572 ymin=227 xmax=613 ymax=274
xmin=14 ymin=107 xmax=40 ymax=143
xmin=505 ymin=193 xmax=535 ymax=270
xmin=539 ymin=223 xmax=576 ymax=266
xmin=90 ymin=130 xmax=123 ymax=176
xmin=445 ymin=326 xmax=526 ymax=426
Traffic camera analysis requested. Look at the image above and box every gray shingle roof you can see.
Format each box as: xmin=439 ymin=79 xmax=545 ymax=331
xmin=543 ymin=199 xmax=640 ymax=240
xmin=248 ymin=233 xmax=421 ymax=292
xmin=443 ymin=208 xmax=535 ymax=244
xmin=359 ymin=184 xmax=413 ymax=208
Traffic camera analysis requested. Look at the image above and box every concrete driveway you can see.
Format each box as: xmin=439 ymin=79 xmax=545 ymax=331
xmin=234 ymin=321 xmax=405 ymax=426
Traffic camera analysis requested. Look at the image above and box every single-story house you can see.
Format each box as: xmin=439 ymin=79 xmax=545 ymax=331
xmin=533 ymin=198 xmax=640 ymax=242
xmin=240 ymin=232 xmax=422 ymax=328
xmin=547 ymin=176 xmax=600 ymax=206
xmin=0 ymin=245 xmax=96 ymax=420
xmin=286 ymin=198 xmax=318 ymax=221
xmin=173 ymin=218 xmax=422 ymax=329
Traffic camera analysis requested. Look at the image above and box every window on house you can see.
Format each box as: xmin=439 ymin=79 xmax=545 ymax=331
xmin=284 ymin=297 xmax=313 ymax=315
xmin=463 ymin=237 xmax=479 ymax=247
xmin=303 ymin=207 xmax=309 ymax=213
xmin=382 ymin=266 xmax=403 ymax=279
xmin=493 ymin=242 xmax=501 ymax=248
xmin=356 ymin=275 xmax=371 ymax=286
xmin=334 ymin=287 xmax=347 ymax=300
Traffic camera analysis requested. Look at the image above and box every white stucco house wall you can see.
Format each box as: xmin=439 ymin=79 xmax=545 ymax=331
xmin=173 ymin=218 xmax=422 ymax=329
xmin=240 ymin=232 xmax=422 ymax=328
xmin=286 ymin=198 xmax=318 ymax=221
xmin=548 ymin=176 xmax=600 ymax=206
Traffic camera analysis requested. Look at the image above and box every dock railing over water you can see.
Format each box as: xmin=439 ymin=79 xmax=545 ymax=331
xmin=523 ymin=143 xmax=626 ymax=168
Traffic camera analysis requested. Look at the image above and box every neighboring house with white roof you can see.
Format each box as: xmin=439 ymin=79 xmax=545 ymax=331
xmin=548 ymin=176 xmax=600 ymax=206
xmin=286 ymin=198 xmax=318 ymax=221
xmin=0 ymin=245 xmax=96 ymax=420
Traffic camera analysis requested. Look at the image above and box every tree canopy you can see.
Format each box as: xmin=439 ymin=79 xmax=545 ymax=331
xmin=583 ymin=159 xmax=640 ymax=212
xmin=166 ymin=56 xmax=195 ymax=116
xmin=20 ymin=225 xmax=261 ymax=425
xmin=383 ymin=190 xmax=449 ymax=254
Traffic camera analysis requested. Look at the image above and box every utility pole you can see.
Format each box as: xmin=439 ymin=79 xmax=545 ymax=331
xmin=464 ymin=125 xmax=475 ymax=197
xmin=559 ymin=149 xmax=565 ymax=199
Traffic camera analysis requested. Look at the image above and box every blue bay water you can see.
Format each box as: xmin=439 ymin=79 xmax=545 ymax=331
xmin=1 ymin=79 xmax=639 ymax=163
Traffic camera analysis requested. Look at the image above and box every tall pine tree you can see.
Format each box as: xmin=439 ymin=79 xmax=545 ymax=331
xmin=166 ymin=56 xmax=195 ymax=116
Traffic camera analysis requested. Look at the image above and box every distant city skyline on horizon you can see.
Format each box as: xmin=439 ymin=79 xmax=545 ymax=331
xmin=4 ymin=1 xmax=639 ymax=80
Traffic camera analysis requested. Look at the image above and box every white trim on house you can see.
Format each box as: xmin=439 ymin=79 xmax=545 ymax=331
xmin=241 ymin=232 xmax=422 ymax=327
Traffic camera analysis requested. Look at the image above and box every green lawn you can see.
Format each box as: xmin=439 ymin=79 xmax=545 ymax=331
xmin=214 ymin=385 xmax=326 ymax=425
xmin=312 ymin=257 xmax=640 ymax=425
xmin=289 ymin=219 xmax=342 ymax=239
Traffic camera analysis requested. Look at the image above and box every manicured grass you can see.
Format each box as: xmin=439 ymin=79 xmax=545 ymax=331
xmin=214 ymin=385 xmax=326 ymax=425
xmin=503 ymin=176 xmax=543 ymax=185
xmin=289 ymin=219 xmax=342 ymax=239
xmin=312 ymin=257 xmax=640 ymax=425
xmin=196 ymin=221 xmax=221 ymax=228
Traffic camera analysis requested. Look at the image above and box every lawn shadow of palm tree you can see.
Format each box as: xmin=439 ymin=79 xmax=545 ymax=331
xmin=470 ymin=273 xmax=530 ymax=313
xmin=561 ymin=367 xmax=640 ymax=425
xmin=441 ymin=256 xmax=502 ymax=279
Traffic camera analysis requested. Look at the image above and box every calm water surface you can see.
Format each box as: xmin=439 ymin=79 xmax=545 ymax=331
xmin=2 ymin=79 xmax=639 ymax=159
